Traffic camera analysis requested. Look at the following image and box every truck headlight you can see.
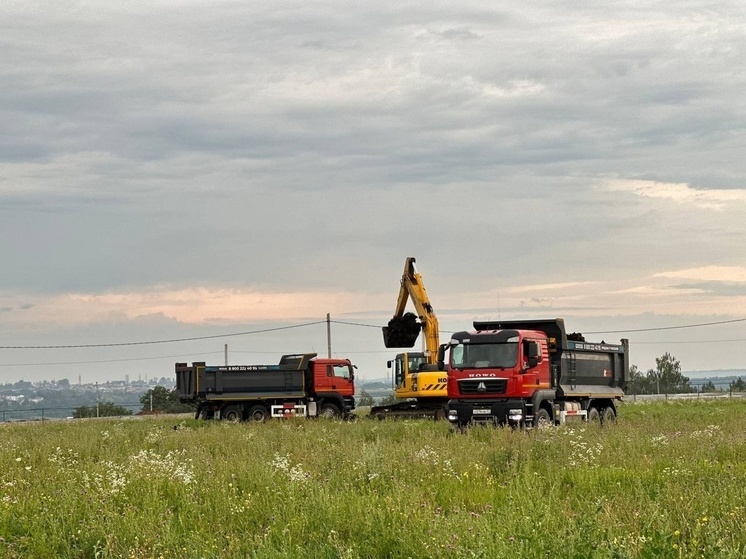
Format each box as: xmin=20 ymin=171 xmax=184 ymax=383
xmin=447 ymin=410 xmax=458 ymax=422
xmin=508 ymin=408 xmax=523 ymax=422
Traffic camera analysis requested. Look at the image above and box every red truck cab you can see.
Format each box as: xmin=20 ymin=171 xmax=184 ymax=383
xmin=446 ymin=328 xmax=552 ymax=402
xmin=442 ymin=319 xmax=629 ymax=427
xmin=310 ymin=358 xmax=356 ymax=398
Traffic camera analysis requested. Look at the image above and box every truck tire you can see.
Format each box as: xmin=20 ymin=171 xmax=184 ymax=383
xmin=433 ymin=407 xmax=447 ymax=421
xmin=320 ymin=403 xmax=341 ymax=419
xmin=247 ymin=404 xmax=269 ymax=422
xmin=602 ymin=407 xmax=616 ymax=424
xmin=534 ymin=408 xmax=552 ymax=429
xmin=587 ymin=406 xmax=600 ymax=423
xmin=222 ymin=405 xmax=243 ymax=422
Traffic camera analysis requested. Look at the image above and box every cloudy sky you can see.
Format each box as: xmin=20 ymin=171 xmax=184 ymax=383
xmin=1 ymin=1 xmax=745 ymax=384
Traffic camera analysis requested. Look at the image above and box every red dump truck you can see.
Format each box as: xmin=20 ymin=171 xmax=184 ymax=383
xmin=175 ymin=353 xmax=356 ymax=421
xmin=441 ymin=319 xmax=629 ymax=428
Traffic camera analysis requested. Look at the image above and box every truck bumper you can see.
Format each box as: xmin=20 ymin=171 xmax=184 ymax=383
xmin=447 ymin=399 xmax=527 ymax=427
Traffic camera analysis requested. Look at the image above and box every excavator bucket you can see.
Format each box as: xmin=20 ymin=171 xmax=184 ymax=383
xmin=382 ymin=312 xmax=421 ymax=348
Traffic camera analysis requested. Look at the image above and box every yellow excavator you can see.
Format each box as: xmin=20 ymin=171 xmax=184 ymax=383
xmin=370 ymin=257 xmax=448 ymax=419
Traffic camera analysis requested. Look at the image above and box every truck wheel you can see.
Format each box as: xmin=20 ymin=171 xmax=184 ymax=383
xmin=247 ymin=405 xmax=269 ymax=422
xmin=534 ymin=408 xmax=552 ymax=429
xmin=601 ymin=407 xmax=616 ymax=424
xmin=222 ymin=405 xmax=243 ymax=422
xmin=320 ymin=403 xmax=341 ymax=419
xmin=587 ymin=406 xmax=601 ymax=423
xmin=433 ymin=407 xmax=447 ymax=421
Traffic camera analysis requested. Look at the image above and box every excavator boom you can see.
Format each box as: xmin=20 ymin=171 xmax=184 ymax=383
xmin=382 ymin=257 xmax=440 ymax=363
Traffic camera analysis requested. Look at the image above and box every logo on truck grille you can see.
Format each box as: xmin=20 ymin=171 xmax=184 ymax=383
xmin=458 ymin=378 xmax=507 ymax=395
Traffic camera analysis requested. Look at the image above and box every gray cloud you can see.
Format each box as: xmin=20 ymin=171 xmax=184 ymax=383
xmin=1 ymin=1 xmax=745 ymax=380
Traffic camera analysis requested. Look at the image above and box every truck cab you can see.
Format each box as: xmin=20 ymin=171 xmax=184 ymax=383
xmin=442 ymin=319 xmax=629 ymax=428
xmin=311 ymin=359 xmax=356 ymax=400
xmin=447 ymin=329 xmax=551 ymax=398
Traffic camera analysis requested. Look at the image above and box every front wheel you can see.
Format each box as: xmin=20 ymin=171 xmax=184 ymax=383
xmin=320 ymin=403 xmax=341 ymax=419
xmin=534 ymin=407 xmax=552 ymax=429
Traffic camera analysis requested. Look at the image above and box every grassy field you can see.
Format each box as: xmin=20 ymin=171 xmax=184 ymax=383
xmin=1 ymin=399 xmax=745 ymax=559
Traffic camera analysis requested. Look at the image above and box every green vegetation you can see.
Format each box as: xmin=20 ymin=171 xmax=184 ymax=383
xmin=627 ymin=352 xmax=694 ymax=394
xmin=139 ymin=386 xmax=194 ymax=414
xmin=72 ymin=402 xmax=133 ymax=418
xmin=1 ymin=400 xmax=745 ymax=558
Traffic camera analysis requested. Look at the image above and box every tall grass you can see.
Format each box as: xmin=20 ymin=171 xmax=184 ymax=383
xmin=1 ymin=399 xmax=745 ymax=558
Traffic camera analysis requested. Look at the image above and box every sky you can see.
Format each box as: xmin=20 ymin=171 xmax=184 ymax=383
xmin=1 ymin=1 xmax=745 ymax=384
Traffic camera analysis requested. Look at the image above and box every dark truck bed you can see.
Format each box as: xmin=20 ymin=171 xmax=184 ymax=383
xmin=176 ymin=353 xmax=315 ymax=402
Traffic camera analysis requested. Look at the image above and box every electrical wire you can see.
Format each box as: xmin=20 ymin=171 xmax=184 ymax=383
xmin=0 ymin=321 xmax=326 ymax=349
xmin=585 ymin=317 xmax=746 ymax=334
xmin=0 ymin=352 xmax=225 ymax=367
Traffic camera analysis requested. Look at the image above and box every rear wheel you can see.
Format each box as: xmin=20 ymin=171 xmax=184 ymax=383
xmin=247 ymin=404 xmax=270 ymax=422
xmin=320 ymin=403 xmax=341 ymax=419
xmin=587 ymin=406 xmax=601 ymax=423
xmin=602 ymin=406 xmax=616 ymax=424
xmin=221 ymin=405 xmax=243 ymax=422
xmin=534 ymin=407 xmax=552 ymax=429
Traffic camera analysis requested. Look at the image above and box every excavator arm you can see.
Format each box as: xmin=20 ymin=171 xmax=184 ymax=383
xmin=382 ymin=257 xmax=440 ymax=363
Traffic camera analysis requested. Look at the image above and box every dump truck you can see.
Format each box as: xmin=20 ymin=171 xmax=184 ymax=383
xmin=441 ymin=319 xmax=629 ymax=428
xmin=175 ymin=353 xmax=356 ymax=421
xmin=371 ymin=257 xmax=448 ymax=419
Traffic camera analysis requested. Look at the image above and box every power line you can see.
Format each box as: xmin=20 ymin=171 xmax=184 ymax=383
xmin=330 ymin=320 xmax=381 ymax=329
xmin=631 ymin=338 xmax=746 ymax=345
xmin=0 ymin=321 xmax=326 ymax=349
xmin=2 ymin=316 xmax=744 ymax=353
xmin=332 ymin=317 xmax=746 ymax=335
xmin=0 ymin=351 xmax=224 ymax=368
xmin=585 ymin=317 xmax=746 ymax=334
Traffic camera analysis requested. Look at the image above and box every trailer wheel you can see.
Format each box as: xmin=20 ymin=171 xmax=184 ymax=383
xmin=247 ymin=405 xmax=269 ymax=423
xmin=534 ymin=408 xmax=552 ymax=429
xmin=222 ymin=405 xmax=243 ymax=422
xmin=587 ymin=406 xmax=601 ymax=423
xmin=601 ymin=406 xmax=616 ymax=424
xmin=320 ymin=403 xmax=341 ymax=419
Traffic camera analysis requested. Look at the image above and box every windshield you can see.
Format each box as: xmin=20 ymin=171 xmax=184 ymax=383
xmin=450 ymin=341 xmax=518 ymax=369
xmin=407 ymin=355 xmax=428 ymax=373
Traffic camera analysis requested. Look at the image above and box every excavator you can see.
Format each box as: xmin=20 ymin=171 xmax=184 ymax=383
xmin=370 ymin=257 xmax=448 ymax=420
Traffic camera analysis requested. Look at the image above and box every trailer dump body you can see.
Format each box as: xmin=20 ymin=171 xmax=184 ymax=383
xmin=557 ymin=339 xmax=628 ymax=397
xmin=176 ymin=353 xmax=314 ymax=402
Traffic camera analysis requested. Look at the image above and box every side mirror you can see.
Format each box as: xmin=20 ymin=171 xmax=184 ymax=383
xmin=437 ymin=344 xmax=448 ymax=370
xmin=386 ymin=360 xmax=392 ymax=369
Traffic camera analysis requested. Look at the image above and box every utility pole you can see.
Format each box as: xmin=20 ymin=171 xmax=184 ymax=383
xmin=225 ymin=344 xmax=228 ymax=366
xmin=326 ymin=313 xmax=332 ymax=358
